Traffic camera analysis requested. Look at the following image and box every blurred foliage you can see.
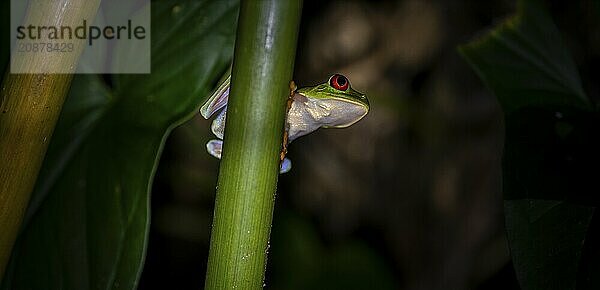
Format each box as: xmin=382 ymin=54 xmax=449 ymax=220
xmin=2 ymin=0 xmax=597 ymax=289
xmin=1 ymin=0 xmax=238 ymax=289
xmin=142 ymin=0 xmax=513 ymax=289
xmin=268 ymin=212 xmax=398 ymax=289
xmin=460 ymin=1 xmax=590 ymax=113
xmin=460 ymin=0 xmax=599 ymax=289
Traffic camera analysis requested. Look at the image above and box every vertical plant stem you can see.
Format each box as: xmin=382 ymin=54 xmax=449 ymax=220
xmin=204 ymin=0 xmax=302 ymax=289
xmin=0 ymin=0 xmax=100 ymax=279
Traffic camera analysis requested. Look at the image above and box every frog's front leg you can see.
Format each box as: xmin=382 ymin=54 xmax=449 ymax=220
xmin=207 ymin=139 xmax=292 ymax=173
xmin=206 ymin=100 xmax=291 ymax=173
xmin=280 ymin=80 xmax=296 ymax=163
xmin=203 ymin=77 xmax=294 ymax=174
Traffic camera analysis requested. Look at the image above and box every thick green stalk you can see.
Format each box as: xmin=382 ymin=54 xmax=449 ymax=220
xmin=0 ymin=0 xmax=100 ymax=279
xmin=204 ymin=0 xmax=302 ymax=289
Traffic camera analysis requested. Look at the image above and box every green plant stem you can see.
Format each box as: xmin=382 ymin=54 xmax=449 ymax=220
xmin=0 ymin=0 xmax=100 ymax=279
xmin=204 ymin=0 xmax=302 ymax=289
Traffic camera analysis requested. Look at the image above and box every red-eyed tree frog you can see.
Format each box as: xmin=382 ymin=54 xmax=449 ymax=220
xmin=200 ymin=74 xmax=370 ymax=173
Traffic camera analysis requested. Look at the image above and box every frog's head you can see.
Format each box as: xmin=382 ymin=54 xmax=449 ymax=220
xmin=296 ymin=74 xmax=370 ymax=128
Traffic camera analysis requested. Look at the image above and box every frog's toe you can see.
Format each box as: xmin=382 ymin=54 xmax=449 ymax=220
xmin=211 ymin=107 xmax=227 ymax=139
xmin=206 ymin=139 xmax=223 ymax=159
xmin=280 ymin=158 xmax=292 ymax=174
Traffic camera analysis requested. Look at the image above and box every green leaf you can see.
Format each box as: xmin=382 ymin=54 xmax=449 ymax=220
xmin=268 ymin=213 xmax=398 ymax=290
xmin=459 ymin=1 xmax=599 ymax=290
xmin=505 ymin=200 xmax=594 ymax=290
xmin=501 ymin=107 xmax=600 ymax=290
xmin=2 ymin=1 xmax=239 ymax=289
xmin=459 ymin=0 xmax=591 ymax=114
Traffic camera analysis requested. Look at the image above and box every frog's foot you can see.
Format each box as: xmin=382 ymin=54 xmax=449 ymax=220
xmin=209 ymin=139 xmax=290 ymax=173
xmin=206 ymin=139 xmax=223 ymax=159
xmin=280 ymin=158 xmax=292 ymax=174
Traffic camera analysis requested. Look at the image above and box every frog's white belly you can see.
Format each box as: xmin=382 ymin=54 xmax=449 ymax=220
xmin=204 ymin=91 xmax=366 ymax=174
xmin=286 ymin=93 xmax=368 ymax=142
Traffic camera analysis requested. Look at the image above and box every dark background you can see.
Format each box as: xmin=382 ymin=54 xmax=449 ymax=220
xmin=139 ymin=0 xmax=600 ymax=289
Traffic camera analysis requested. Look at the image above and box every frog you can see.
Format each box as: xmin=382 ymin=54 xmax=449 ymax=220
xmin=200 ymin=73 xmax=370 ymax=173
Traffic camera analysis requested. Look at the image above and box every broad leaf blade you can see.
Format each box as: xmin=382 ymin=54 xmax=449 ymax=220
xmin=2 ymin=0 xmax=239 ymax=289
xmin=459 ymin=0 xmax=598 ymax=290
xmin=505 ymin=200 xmax=594 ymax=290
xmin=501 ymin=106 xmax=600 ymax=290
xmin=459 ymin=0 xmax=591 ymax=113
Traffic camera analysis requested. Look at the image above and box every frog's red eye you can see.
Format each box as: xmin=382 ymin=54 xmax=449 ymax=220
xmin=330 ymin=74 xmax=349 ymax=91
